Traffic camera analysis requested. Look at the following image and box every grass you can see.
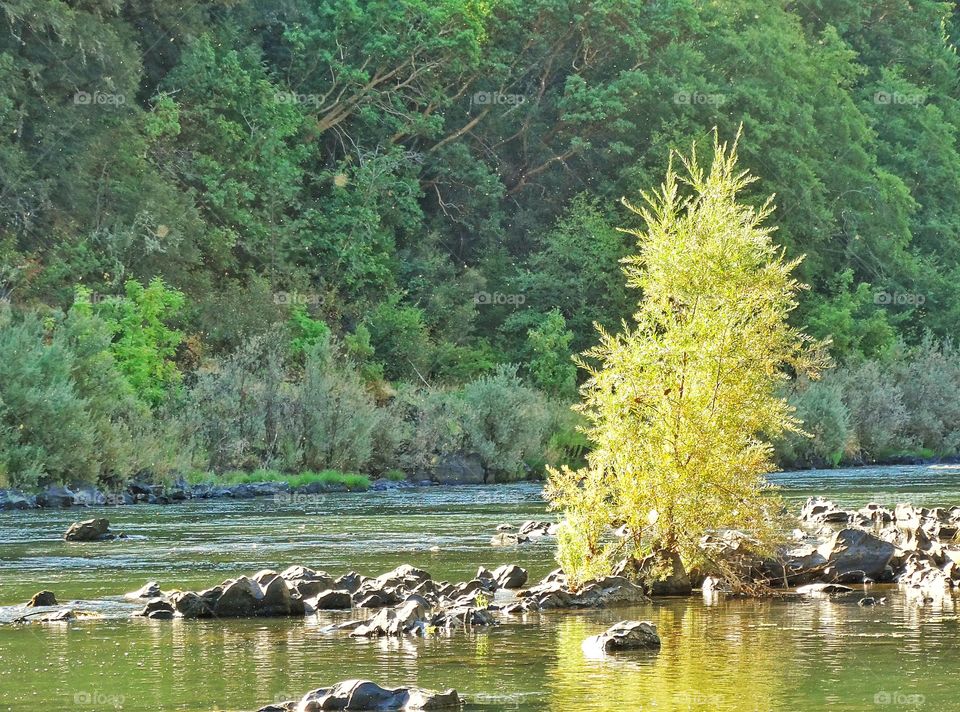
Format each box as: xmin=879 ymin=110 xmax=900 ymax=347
xmin=186 ymin=469 xmax=371 ymax=490
xmin=383 ymin=469 xmax=407 ymax=482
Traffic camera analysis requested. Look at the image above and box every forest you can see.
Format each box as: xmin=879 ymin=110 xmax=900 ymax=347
xmin=3 ymin=0 xmax=960 ymax=488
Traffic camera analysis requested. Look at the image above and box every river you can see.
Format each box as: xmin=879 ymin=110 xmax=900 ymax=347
xmin=1 ymin=464 xmax=958 ymax=711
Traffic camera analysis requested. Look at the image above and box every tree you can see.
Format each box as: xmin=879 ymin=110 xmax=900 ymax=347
xmin=546 ymin=133 xmax=824 ymax=587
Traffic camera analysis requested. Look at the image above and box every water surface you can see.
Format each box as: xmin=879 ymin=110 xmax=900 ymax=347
xmin=2 ymin=465 xmax=958 ymax=711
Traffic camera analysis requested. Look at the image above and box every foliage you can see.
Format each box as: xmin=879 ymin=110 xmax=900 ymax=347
xmin=547 ymin=137 xmax=823 ymax=586
xmin=462 ymin=364 xmax=551 ymax=480
xmin=527 ymin=310 xmax=577 ymax=400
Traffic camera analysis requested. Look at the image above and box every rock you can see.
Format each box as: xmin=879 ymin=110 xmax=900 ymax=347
xmin=582 ymin=620 xmax=661 ymax=655
xmin=521 ymin=575 xmax=649 ymax=609
xmin=777 ymin=544 xmax=827 ymax=585
xmin=125 ymin=581 xmax=162 ymax=601
xmin=492 ymin=564 xmax=527 ymax=589
xmin=169 ymin=591 xmax=215 ymax=619
xmin=816 ymin=528 xmax=896 ymax=582
xmin=213 ymin=577 xmax=260 ymax=617
xmin=0 ymin=489 xmax=38 ymax=510
xmin=352 ymin=599 xmax=432 ymax=637
xmin=356 ymin=591 xmax=400 ymax=608
xmin=495 ymin=523 xmax=515 ymax=532
xmin=334 ymin=571 xmax=366 ymax=593
xmin=432 ymin=453 xmax=485 ymax=484
xmin=27 ymin=590 xmax=57 ymax=607
xmin=623 ymin=551 xmax=692 ymax=596
xmin=796 ymin=582 xmax=854 ymax=595
xmin=277 ymin=680 xmax=460 ymax=712
xmin=858 ymin=596 xmax=886 ymax=607
xmin=312 ymin=590 xmax=353 ymax=610
xmin=490 ymin=532 xmax=529 ymax=546
xmin=517 ymin=520 xmax=555 ymax=538
xmin=37 ymin=485 xmax=76 ymax=508
xmin=701 ymin=576 xmax=732 ymax=596
xmin=64 ymin=518 xmax=113 ymax=542
xmin=259 ymin=573 xmax=295 ymax=616
xmin=137 ymin=598 xmax=175 ymax=618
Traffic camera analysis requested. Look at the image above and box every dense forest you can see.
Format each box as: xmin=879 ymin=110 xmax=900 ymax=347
xmin=3 ymin=0 xmax=960 ymax=488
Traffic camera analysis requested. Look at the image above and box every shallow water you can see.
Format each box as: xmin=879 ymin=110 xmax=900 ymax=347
xmin=1 ymin=465 xmax=958 ymax=711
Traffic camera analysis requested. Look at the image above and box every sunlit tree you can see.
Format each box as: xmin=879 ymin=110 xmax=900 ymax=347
xmin=547 ymin=132 xmax=826 ymax=586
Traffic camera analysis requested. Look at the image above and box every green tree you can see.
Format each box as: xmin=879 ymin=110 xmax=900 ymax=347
xmin=527 ymin=309 xmax=577 ymax=400
xmin=83 ymin=278 xmax=185 ymax=407
xmin=547 ymin=135 xmax=824 ymax=586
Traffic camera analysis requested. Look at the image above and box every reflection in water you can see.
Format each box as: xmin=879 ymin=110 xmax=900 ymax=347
xmin=2 ymin=468 xmax=960 ymax=710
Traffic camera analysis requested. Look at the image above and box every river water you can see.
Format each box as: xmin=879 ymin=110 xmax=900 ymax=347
xmin=1 ymin=465 xmax=958 ymax=711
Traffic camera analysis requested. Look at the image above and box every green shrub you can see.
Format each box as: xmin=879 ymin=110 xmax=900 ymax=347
xmin=462 ymin=364 xmax=550 ymax=480
xmin=777 ymin=376 xmax=851 ymax=468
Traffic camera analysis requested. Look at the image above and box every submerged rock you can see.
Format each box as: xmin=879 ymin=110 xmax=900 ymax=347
xmin=796 ymin=582 xmax=854 ymax=595
xmin=582 ymin=620 xmax=661 ymax=655
xmin=489 ymin=533 xmax=528 ymax=546
xmin=261 ymin=679 xmax=461 ymax=712
xmin=64 ymin=518 xmax=114 ymax=542
xmin=125 ymin=581 xmax=162 ymax=601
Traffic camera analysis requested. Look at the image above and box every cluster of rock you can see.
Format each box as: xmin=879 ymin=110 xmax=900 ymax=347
xmin=489 ymin=520 xmax=558 ymax=546
xmin=0 ymin=477 xmax=416 ymax=512
xmin=258 ymin=680 xmax=460 ymax=712
xmin=790 ymin=497 xmax=960 ymax=597
xmin=130 ymin=563 xmax=529 ymax=625
xmin=511 ymin=570 xmax=649 ymax=611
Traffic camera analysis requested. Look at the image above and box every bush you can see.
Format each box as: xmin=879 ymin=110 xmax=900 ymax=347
xmin=777 ymin=376 xmax=851 ymax=468
xmin=892 ymin=336 xmax=960 ymax=454
xmin=0 ymin=311 xmax=96 ymax=487
xmin=839 ymin=360 xmax=908 ymax=460
xmin=184 ymin=332 xmax=296 ymax=471
xmin=300 ymin=336 xmax=383 ymax=472
xmin=462 ymin=364 xmax=550 ymax=480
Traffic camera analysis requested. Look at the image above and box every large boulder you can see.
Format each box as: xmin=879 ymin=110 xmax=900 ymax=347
xmin=64 ymin=518 xmax=113 ymax=542
xmin=582 ymin=620 xmax=661 ymax=655
xmin=432 ymin=453 xmax=485 ymax=484
xmin=816 ymin=528 xmax=896 ymax=583
xmin=311 ymin=590 xmax=353 ymax=610
xmin=268 ymin=680 xmax=461 ymax=712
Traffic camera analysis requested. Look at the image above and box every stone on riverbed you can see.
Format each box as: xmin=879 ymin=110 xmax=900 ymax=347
xmin=310 ymin=589 xmax=353 ymax=610
xmin=260 ymin=679 xmax=461 ymax=712
xmin=518 ymin=574 xmax=649 ymax=609
xmin=64 ymin=518 xmax=114 ymax=542
xmin=582 ymin=620 xmax=661 ymax=655
xmin=27 ymin=590 xmax=58 ymax=607
xmin=490 ymin=532 xmax=528 ymax=546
